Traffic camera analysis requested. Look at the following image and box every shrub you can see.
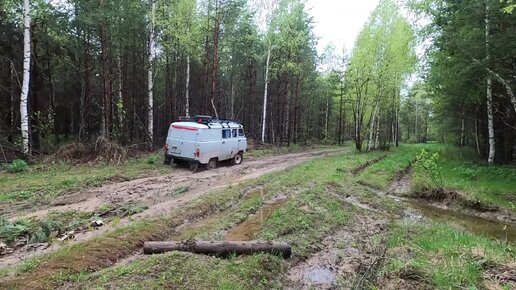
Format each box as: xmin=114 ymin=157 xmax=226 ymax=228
xmin=146 ymin=154 xmax=160 ymax=164
xmin=413 ymin=149 xmax=444 ymax=191
xmin=7 ymin=159 xmax=28 ymax=173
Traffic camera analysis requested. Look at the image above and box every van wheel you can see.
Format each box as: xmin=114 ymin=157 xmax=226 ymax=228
xmin=233 ymin=153 xmax=243 ymax=165
xmin=163 ymin=157 xmax=172 ymax=165
xmin=189 ymin=162 xmax=199 ymax=173
xmin=207 ymin=158 xmax=217 ymax=170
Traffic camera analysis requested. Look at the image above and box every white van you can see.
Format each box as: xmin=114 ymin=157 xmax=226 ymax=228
xmin=164 ymin=116 xmax=247 ymax=171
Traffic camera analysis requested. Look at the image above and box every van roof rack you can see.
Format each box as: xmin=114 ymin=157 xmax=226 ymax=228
xmin=176 ymin=115 xmax=242 ymax=127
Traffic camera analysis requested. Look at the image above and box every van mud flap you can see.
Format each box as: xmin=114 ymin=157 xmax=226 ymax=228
xmin=189 ymin=161 xmax=199 ymax=173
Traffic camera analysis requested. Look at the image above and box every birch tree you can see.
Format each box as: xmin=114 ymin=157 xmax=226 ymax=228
xmin=485 ymin=0 xmax=495 ymax=164
xmin=20 ymin=0 xmax=31 ymax=155
xmin=147 ymin=0 xmax=155 ymax=146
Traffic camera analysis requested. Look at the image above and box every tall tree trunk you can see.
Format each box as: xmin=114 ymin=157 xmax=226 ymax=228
xmin=211 ymin=0 xmax=220 ymax=117
xmin=414 ymin=98 xmax=419 ymax=143
xmin=261 ymin=44 xmax=272 ymax=143
xmin=117 ymin=48 xmax=124 ymax=141
xmin=100 ymin=0 xmax=112 ymax=139
xmin=324 ymin=97 xmax=329 ymax=139
xmin=374 ymin=107 xmax=380 ymax=150
xmin=368 ymin=100 xmax=378 ymax=151
xmin=338 ymin=79 xmax=344 ymax=144
xmin=485 ymin=0 xmax=495 ymax=164
xmin=9 ymin=62 xmax=15 ymax=143
xmin=45 ymin=25 xmax=58 ymax=145
xmin=147 ymin=0 xmax=155 ymax=147
xmin=460 ymin=107 xmax=465 ymax=147
xmin=475 ymin=114 xmax=481 ymax=156
xmin=185 ymin=55 xmax=190 ymax=117
xmin=395 ymin=106 xmax=400 ymax=147
xmin=20 ymin=0 xmax=31 ymax=155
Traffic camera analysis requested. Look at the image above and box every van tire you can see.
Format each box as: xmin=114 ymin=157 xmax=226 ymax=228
xmin=233 ymin=153 xmax=243 ymax=165
xmin=207 ymin=158 xmax=217 ymax=170
xmin=164 ymin=157 xmax=172 ymax=165
xmin=189 ymin=162 xmax=199 ymax=173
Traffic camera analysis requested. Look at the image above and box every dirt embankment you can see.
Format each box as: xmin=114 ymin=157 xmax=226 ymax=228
xmin=0 ymin=148 xmax=349 ymax=270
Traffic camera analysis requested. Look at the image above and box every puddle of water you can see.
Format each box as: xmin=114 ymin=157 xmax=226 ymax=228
xmin=225 ymin=198 xmax=288 ymax=241
xmin=407 ymin=201 xmax=516 ymax=243
xmin=304 ymin=267 xmax=336 ymax=285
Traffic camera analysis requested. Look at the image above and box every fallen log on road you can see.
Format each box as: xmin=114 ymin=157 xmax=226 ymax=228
xmin=143 ymin=240 xmax=291 ymax=258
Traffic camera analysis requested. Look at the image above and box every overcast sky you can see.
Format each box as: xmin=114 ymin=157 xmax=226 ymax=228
xmin=305 ymin=0 xmax=380 ymax=54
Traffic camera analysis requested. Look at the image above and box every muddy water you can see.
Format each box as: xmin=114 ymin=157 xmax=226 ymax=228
xmin=225 ymin=198 xmax=288 ymax=241
xmin=384 ymin=168 xmax=516 ymax=243
xmin=406 ymin=200 xmax=516 ymax=243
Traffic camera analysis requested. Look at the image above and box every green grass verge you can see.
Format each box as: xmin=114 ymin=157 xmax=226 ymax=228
xmin=60 ymin=252 xmax=285 ymax=289
xmin=0 ymin=153 xmax=171 ymax=203
xmin=245 ymin=143 xmax=343 ymax=158
xmin=356 ymin=144 xmax=440 ymax=190
xmin=382 ymin=222 xmax=516 ymax=289
xmin=434 ymin=146 xmax=516 ymax=211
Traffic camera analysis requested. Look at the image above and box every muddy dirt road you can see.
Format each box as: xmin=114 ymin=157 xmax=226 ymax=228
xmin=0 ymin=148 xmax=349 ymax=269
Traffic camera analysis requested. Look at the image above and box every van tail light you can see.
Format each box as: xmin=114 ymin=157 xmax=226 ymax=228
xmin=164 ymin=144 xmax=169 ymax=151
xmin=195 ymin=148 xmax=201 ymax=158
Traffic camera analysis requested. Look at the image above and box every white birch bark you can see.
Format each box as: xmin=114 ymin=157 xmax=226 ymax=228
xmin=147 ymin=0 xmax=155 ymax=145
xmin=486 ymin=1 xmax=495 ymax=164
xmin=261 ymin=44 xmax=272 ymax=143
xmin=374 ymin=107 xmax=380 ymax=150
xmin=367 ymin=100 xmax=378 ymax=151
xmin=20 ymin=0 xmax=31 ymax=155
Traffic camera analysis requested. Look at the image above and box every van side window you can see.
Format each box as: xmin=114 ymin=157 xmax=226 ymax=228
xmin=232 ymin=129 xmax=237 ymax=138
xmin=238 ymin=129 xmax=244 ymax=137
xmin=222 ymin=129 xmax=231 ymax=139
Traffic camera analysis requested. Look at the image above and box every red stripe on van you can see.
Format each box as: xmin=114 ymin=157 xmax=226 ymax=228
xmin=171 ymin=125 xmax=198 ymax=131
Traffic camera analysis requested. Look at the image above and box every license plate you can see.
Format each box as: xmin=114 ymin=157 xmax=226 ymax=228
xmin=171 ymin=147 xmax=180 ymax=154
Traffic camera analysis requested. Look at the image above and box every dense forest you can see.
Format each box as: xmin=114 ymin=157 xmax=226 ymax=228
xmin=0 ymin=0 xmax=514 ymax=163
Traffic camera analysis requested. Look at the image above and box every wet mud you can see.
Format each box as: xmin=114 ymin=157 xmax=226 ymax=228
xmin=286 ymin=214 xmax=389 ymax=289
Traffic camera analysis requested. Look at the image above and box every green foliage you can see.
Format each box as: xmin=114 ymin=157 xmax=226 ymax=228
xmin=146 ymin=154 xmax=160 ymax=164
xmin=7 ymin=159 xmax=28 ymax=173
xmin=413 ymin=149 xmax=444 ymax=191
xmin=0 ymin=216 xmax=63 ymax=244
xmin=169 ymin=186 xmax=189 ymax=197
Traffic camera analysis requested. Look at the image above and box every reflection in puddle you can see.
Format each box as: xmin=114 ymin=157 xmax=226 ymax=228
xmin=407 ymin=201 xmax=516 ymax=243
xmin=304 ymin=267 xmax=336 ymax=285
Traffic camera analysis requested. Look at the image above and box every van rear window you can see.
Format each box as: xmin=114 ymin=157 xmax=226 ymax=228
xmin=170 ymin=126 xmax=198 ymax=141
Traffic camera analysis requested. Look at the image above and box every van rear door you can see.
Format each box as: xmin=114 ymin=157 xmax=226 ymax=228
xmin=167 ymin=124 xmax=199 ymax=160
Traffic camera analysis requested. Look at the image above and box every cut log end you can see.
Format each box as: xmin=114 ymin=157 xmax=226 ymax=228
xmin=143 ymin=240 xmax=291 ymax=259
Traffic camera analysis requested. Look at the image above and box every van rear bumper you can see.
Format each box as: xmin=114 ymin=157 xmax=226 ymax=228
xmin=165 ymin=153 xmax=199 ymax=164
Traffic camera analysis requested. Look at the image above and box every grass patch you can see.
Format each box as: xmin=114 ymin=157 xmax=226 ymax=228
xmin=245 ymin=143 xmax=343 ymax=158
xmin=357 ymin=144 xmax=439 ymax=190
xmin=260 ymin=187 xmax=352 ymax=259
xmin=168 ymin=186 xmax=189 ymax=197
xmin=0 ymin=154 xmax=172 ymax=203
xmin=62 ymin=252 xmax=285 ymax=289
xmin=382 ymin=222 xmax=516 ymax=289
